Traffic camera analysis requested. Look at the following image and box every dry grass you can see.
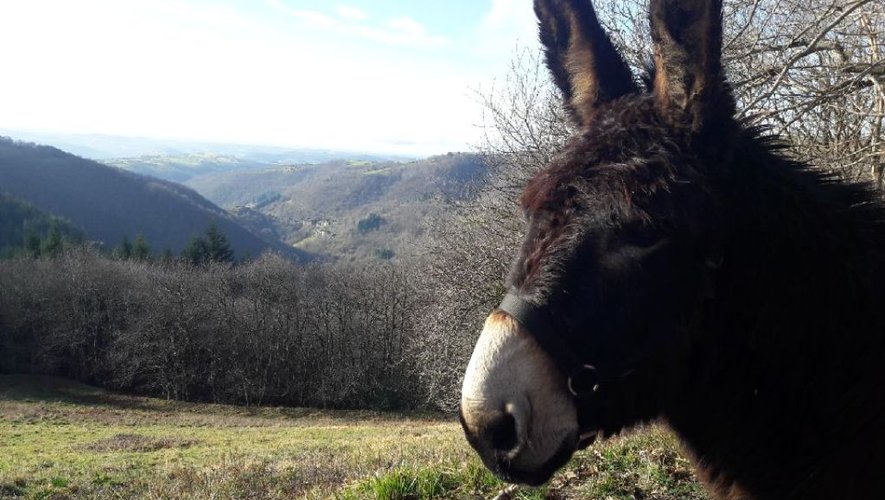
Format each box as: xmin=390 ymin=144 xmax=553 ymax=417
xmin=82 ymin=434 xmax=200 ymax=453
xmin=0 ymin=375 xmax=707 ymax=499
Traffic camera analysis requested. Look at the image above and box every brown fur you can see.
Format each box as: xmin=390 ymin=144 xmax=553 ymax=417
xmin=475 ymin=0 xmax=885 ymax=498
xmin=534 ymin=0 xmax=636 ymax=126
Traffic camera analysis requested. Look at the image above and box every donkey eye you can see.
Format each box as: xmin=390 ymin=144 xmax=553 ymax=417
xmin=621 ymin=236 xmax=670 ymax=255
xmin=617 ymin=223 xmax=663 ymax=248
xmin=600 ymin=238 xmax=670 ymax=273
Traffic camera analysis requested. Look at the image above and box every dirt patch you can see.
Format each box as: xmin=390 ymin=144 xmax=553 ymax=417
xmin=83 ymin=434 xmax=199 ymax=453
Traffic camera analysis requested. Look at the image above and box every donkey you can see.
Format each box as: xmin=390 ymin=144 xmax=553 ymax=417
xmin=459 ymin=0 xmax=885 ymax=498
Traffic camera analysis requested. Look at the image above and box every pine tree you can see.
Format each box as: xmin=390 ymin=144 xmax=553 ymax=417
xmin=205 ymin=224 xmax=234 ymax=263
xmin=182 ymin=224 xmax=235 ymax=265
xmin=182 ymin=236 xmax=210 ymax=265
xmin=132 ymin=234 xmax=151 ymax=261
xmin=25 ymin=229 xmax=41 ymax=258
xmin=41 ymin=221 xmax=63 ymax=257
xmin=117 ymin=235 xmax=133 ymax=260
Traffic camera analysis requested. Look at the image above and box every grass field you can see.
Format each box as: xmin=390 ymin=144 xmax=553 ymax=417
xmin=0 ymin=375 xmax=707 ymax=499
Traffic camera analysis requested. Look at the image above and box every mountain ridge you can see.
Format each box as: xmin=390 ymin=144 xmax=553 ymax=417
xmin=0 ymin=137 xmax=308 ymax=261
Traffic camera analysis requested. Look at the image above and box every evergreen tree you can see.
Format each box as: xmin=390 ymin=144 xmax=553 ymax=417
xmin=182 ymin=224 xmax=235 ymax=265
xmin=132 ymin=234 xmax=151 ymax=261
xmin=41 ymin=221 xmax=63 ymax=257
xmin=25 ymin=229 xmax=41 ymax=258
xmin=182 ymin=236 xmax=210 ymax=265
xmin=205 ymin=224 xmax=234 ymax=263
xmin=117 ymin=235 xmax=133 ymax=260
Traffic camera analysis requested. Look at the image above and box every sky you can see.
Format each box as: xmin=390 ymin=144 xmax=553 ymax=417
xmin=0 ymin=0 xmax=539 ymax=156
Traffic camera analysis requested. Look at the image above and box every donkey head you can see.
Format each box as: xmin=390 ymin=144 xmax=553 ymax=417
xmin=460 ymin=0 xmax=735 ymax=486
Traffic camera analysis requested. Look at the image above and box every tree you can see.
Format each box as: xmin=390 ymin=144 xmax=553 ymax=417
xmin=182 ymin=236 xmax=210 ymax=265
xmin=132 ymin=234 xmax=150 ymax=261
xmin=357 ymin=213 xmax=386 ymax=234
xmin=0 ymin=250 xmax=427 ymax=409
xmin=411 ymin=49 xmax=562 ymax=409
xmin=205 ymin=224 xmax=234 ymax=263
xmin=181 ymin=224 xmax=234 ymax=265
xmin=25 ymin=229 xmax=41 ymax=258
xmin=116 ymin=235 xmax=133 ymax=260
xmin=41 ymin=221 xmax=63 ymax=257
xmin=592 ymin=0 xmax=885 ymax=186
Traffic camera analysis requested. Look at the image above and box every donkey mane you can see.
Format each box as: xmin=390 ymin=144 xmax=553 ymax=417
xmin=522 ymin=96 xmax=698 ymax=212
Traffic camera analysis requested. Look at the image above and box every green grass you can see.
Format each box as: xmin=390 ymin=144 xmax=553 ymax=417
xmin=0 ymin=375 xmax=707 ymax=499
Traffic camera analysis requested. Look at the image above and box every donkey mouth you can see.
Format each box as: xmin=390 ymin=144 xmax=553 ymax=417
xmin=489 ymin=433 xmax=579 ymax=486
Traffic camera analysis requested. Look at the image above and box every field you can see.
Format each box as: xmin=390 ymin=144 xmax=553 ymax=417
xmin=0 ymin=375 xmax=707 ymax=499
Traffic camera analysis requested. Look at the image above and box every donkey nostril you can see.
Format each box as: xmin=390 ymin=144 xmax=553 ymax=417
xmin=487 ymin=412 xmax=518 ymax=452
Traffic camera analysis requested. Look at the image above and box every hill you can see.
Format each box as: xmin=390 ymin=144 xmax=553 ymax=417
xmin=0 ymin=137 xmax=307 ymax=260
xmin=0 ymin=194 xmax=83 ymax=258
xmin=185 ymin=153 xmax=488 ymax=260
xmin=105 ymin=149 xmax=412 ymax=183
xmin=106 ymin=153 xmax=262 ymax=183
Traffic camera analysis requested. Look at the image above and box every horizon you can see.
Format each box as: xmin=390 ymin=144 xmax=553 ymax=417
xmin=0 ymin=0 xmax=538 ymax=157
xmin=0 ymin=126 xmax=426 ymax=160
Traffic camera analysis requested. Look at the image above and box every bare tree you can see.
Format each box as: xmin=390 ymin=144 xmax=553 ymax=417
xmin=0 ymin=251 xmax=428 ymax=410
xmin=596 ymin=0 xmax=885 ymax=184
xmin=410 ymin=48 xmax=572 ymax=410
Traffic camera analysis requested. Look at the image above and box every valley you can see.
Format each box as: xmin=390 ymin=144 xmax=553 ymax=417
xmin=0 ymin=131 xmax=486 ymax=262
xmin=184 ymin=154 xmax=485 ymax=260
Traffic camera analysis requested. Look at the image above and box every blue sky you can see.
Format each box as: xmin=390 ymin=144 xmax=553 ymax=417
xmin=0 ymin=0 xmax=539 ymax=156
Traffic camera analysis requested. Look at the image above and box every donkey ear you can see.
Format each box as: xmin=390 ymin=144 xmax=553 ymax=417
xmin=650 ymin=0 xmax=732 ymax=128
xmin=534 ymin=0 xmax=636 ymax=127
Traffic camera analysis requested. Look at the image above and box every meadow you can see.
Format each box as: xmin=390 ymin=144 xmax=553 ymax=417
xmin=0 ymin=375 xmax=706 ymax=499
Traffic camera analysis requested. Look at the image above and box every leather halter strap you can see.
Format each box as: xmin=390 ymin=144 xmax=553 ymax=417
xmin=497 ymin=294 xmax=559 ymax=353
xmin=497 ymin=292 xmax=606 ymax=399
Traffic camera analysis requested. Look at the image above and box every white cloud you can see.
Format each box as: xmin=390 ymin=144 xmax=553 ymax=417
xmin=476 ymin=0 xmax=538 ymax=56
xmin=268 ymin=1 xmax=448 ymax=48
xmin=385 ymin=16 xmax=449 ymax=46
xmin=335 ymin=5 xmax=368 ymax=22
xmin=387 ymin=16 xmax=425 ymax=37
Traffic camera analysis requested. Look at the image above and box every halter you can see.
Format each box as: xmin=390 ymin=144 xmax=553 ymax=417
xmin=496 ymin=251 xmax=721 ymax=419
xmin=497 ymin=292 xmax=627 ymax=400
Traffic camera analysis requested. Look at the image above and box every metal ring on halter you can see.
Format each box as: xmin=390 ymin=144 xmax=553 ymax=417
xmin=567 ymin=364 xmax=600 ymax=398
